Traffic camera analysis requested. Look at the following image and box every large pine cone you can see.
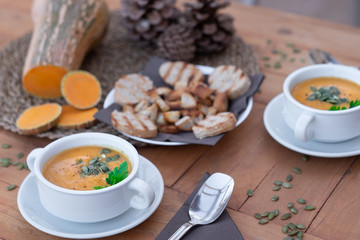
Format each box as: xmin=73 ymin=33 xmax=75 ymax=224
xmin=120 ymin=0 xmax=180 ymax=46
xmin=184 ymin=0 xmax=235 ymax=53
xmin=157 ymin=24 xmax=196 ymax=61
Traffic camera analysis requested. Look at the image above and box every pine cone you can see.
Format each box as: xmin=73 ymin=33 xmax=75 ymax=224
xmin=184 ymin=0 xmax=235 ymax=53
xmin=157 ymin=24 xmax=196 ymax=61
xmin=120 ymin=0 xmax=180 ymax=46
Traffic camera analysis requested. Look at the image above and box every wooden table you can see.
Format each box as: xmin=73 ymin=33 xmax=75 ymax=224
xmin=1 ymin=1 xmax=360 ymax=240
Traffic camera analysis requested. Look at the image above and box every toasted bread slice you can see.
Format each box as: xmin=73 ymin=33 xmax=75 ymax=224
xmin=192 ymin=112 xmax=236 ymax=139
xmin=208 ymin=65 xmax=251 ymax=99
xmin=111 ymin=110 xmax=157 ymax=138
xmin=175 ymin=116 xmax=193 ymax=131
xmin=114 ymin=74 xmax=153 ymax=106
xmin=159 ymin=61 xmax=204 ymax=87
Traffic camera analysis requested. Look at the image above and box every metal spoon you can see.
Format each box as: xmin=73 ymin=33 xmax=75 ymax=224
xmin=169 ymin=173 xmax=234 ymax=240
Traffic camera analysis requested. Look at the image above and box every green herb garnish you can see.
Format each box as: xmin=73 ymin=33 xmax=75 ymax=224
xmin=94 ymin=161 xmax=129 ymax=189
xmin=329 ymin=99 xmax=360 ymax=111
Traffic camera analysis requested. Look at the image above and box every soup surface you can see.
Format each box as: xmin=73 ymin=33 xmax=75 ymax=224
xmin=43 ymin=146 xmax=132 ymax=190
xmin=291 ymin=77 xmax=360 ymax=110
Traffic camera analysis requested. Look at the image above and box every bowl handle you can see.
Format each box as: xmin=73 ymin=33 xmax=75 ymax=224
xmin=295 ymin=112 xmax=315 ymax=141
xmin=27 ymin=148 xmax=44 ymax=172
xmin=128 ymin=177 xmax=155 ymax=210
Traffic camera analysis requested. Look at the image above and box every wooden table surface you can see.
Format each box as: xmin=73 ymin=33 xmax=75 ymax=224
xmin=1 ymin=1 xmax=360 ymax=240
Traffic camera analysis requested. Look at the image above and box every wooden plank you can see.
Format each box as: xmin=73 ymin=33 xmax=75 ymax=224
xmin=309 ymin=158 xmax=360 ymax=240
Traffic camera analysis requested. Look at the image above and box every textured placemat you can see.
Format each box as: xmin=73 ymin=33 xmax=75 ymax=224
xmin=0 ymin=11 xmax=260 ymax=146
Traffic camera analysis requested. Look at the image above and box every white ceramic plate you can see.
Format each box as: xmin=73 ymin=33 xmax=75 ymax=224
xmin=17 ymin=155 xmax=164 ymax=239
xmin=103 ymin=65 xmax=253 ymax=146
xmin=264 ymin=93 xmax=360 ymax=158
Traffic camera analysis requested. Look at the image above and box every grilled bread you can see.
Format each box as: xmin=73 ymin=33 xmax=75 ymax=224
xmin=208 ymin=65 xmax=251 ymax=99
xmin=159 ymin=61 xmax=204 ymax=87
xmin=192 ymin=112 xmax=237 ymax=139
xmin=114 ymin=74 xmax=153 ymax=106
xmin=111 ymin=110 xmax=157 ymax=138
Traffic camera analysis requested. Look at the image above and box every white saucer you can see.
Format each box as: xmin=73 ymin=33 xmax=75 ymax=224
xmin=263 ymin=94 xmax=360 ymax=158
xmin=17 ymin=156 xmax=164 ymax=239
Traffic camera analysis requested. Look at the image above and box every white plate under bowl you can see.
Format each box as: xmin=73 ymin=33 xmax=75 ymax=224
xmin=17 ymin=155 xmax=164 ymax=239
xmin=263 ymin=93 xmax=360 ymax=158
xmin=103 ymin=65 xmax=253 ymax=146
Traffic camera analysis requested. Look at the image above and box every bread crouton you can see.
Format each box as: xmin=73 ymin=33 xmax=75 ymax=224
xmin=192 ymin=112 xmax=236 ymax=139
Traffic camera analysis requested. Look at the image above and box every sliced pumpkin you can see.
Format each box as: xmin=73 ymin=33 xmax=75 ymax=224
xmin=61 ymin=70 xmax=102 ymax=109
xmin=16 ymin=103 xmax=62 ymax=135
xmin=57 ymin=105 xmax=98 ymax=129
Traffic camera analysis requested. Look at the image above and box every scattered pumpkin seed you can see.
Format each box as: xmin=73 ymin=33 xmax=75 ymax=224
xmin=281 ymin=213 xmax=291 ymax=220
xmin=302 ymin=155 xmax=309 ymax=161
xmin=1 ymin=158 xmax=10 ymax=167
xmin=2 ymin=143 xmax=11 ymax=149
xmin=273 ymin=185 xmax=281 ymax=191
xmin=297 ymin=231 xmax=304 ymax=238
xmin=288 ymin=222 xmax=296 ymax=230
xmin=16 ymin=152 xmax=24 ymax=159
xmin=272 ymin=195 xmax=279 ymax=202
xmin=297 ymin=198 xmax=306 ymax=204
xmin=7 ymin=184 xmax=17 ymax=191
xmin=262 ymin=56 xmax=270 ymax=61
xmin=17 ymin=163 xmax=24 ymax=170
xmin=262 ymin=211 xmax=270 ymax=217
xmin=290 ymin=207 xmax=298 ymax=214
xmin=282 ymin=182 xmax=292 ymax=188
xmin=105 ymin=157 xmax=112 ymax=162
xmin=77 ymin=159 xmax=82 ymax=164
xmin=274 ymin=180 xmax=283 ymax=186
xmin=289 ymin=57 xmax=295 ymax=63
xmin=300 ymin=58 xmax=306 ymax=63
xmin=266 ymin=39 xmax=272 ymax=44
xmin=247 ymin=189 xmax=253 ymax=197
xmin=282 ymin=224 xmax=289 ymax=233
xmin=305 ymin=205 xmax=316 ymax=211
xmin=81 ymin=166 xmax=89 ymax=173
xmin=283 ymin=237 xmax=292 ymax=240
xmin=254 ymin=213 xmax=262 ymax=219
xmin=287 ymin=230 xmax=299 ymax=236
xmin=23 ymin=162 xmax=29 ymax=170
xmin=293 ymin=167 xmax=302 ymax=174
xmin=288 ymin=202 xmax=294 ymax=208
xmin=11 ymin=161 xmax=20 ymax=166
xmin=112 ymin=155 xmax=120 ymax=161
xmin=101 ymin=148 xmax=111 ymax=154
xmin=293 ymin=48 xmax=301 ymax=53
xmin=296 ymin=224 xmax=306 ymax=230
xmin=286 ymin=174 xmax=293 ymax=182
xmin=274 ymin=62 xmax=282 ymax=69
xmin=268 ymin=211 xmax=276 ymax=220
xmin=259 ymin=219 xmax=269 ymax=225
xmin=286 ymin=43 xmax=295 ymax=48
xmin=295 ymin=238 xmax=302 ymax=240
xmin=264 ymin=63 xmax=271 ymax=68
xmin=89 ymin=157 xmax=99 ymax=164
xmin=273 ymin=209 xmax=279 ymax=216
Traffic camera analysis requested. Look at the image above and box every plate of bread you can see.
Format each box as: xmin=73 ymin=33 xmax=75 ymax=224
xmin=102 ymin=58 xmax=261 ymax=146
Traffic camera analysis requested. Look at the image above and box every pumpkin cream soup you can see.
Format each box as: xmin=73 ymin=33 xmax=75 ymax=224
xmin=291 ymin=77 xmax=360 ymax=110
xmin=43 ymin=146 xmax=132 ymax=190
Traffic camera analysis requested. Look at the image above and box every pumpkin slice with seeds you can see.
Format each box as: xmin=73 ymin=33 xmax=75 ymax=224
xmin=57 ymin=105 xmax=98 ymax=129
xmin=16 ymin=103 xmax=62 ymax=135
xmin=61 ymin=70 xmax=102 ymax=109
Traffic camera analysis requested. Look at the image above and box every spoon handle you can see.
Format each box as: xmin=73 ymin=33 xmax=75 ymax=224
xmin=168 ymin=222 xmax=194 ymax=240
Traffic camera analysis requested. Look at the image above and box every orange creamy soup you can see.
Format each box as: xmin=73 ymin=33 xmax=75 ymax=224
xmin=291 ymin=77 xmax=360 ymax=110
xmin=43 ymin=146 xmax=132 ymax=190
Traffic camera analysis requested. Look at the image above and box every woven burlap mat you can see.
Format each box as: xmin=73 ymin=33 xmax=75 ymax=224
xmin=0 ymin=11 xmax=260 ymax=147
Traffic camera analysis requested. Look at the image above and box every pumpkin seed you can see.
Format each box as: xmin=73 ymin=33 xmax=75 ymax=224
xmin=290 ymin=207 xmax=298 ymax=214
xmin=112 ymin=154 xmax=120 ymax=161
xmin=262 ymin=56 xmax=270 ymax=61
xmin=283 ymin=237 xmax=292 ymax=240
xmin=288 ymin=222 xmax=296 ymax=230
xmin=286 ymin=174 xmax=293 ymax=182
xmin=16 ymin=152 xmax=24 ymax=159
xmin=100 ymin=166 xmax=110 ymax=173
xmin=295 ymin=238 xmax=303 ymax=240
xmin=259 ymin=219 xmax=269 ymax=225
xmin=297 ymin=198 xmax=306 ymax=204
xmin=274 ymin=62 xmax=282 ymax=69
xmin=272 ymin=195 xmax=279 ymax=202
xmin=1 ymin=158 xmax=10 ymax=167
xmin=7 ymin=184 xmax=16 ymax=191
xmin=247 ymin=189 xmax=253 ymax=197
xmin=273 ymin=209 xmax=279 ymax=216
xmin=273 ymin=186 xmax=281 ymax=191
xmin=287 ymin=202 xmax=294 ymax=208
xmin=268 ymin=212 xmax=276 ymax=220
xmin=89 ymin=157 xmax=99 ymax=164
xmin=12 ymin=161 xmax=20 ymax=166
xmin=305 ymin=205 xmax=316 ymax=211
xmin=293 ymin=167 xmax=302 ymax=174
xmin=81 ymin=166 xmax=89 ymax=173
xmin=282 ymin=224 xmax=289 ymax=233
xmin=296 ymin=224 xmax=306 ymax=230
xmin=17 ymin=163 xmax=24 ymax=170
xmin=288 ymin=230 xmax=299 ymax=236
xmin=297 ymin=231 xmax=304 ymax=238
xmin=262 ymin=211 xmax=270 ymax=217
xmin=254 ymin=213 xmax=262 ymax=219
xmin=293 ymin=48 xmax=301 ymax=53
xmin=105 ymin=157 xmax=112 ymax=162
xmin=2 ymin=143 xmax=11 ymax=149
xmin=23 ymin=162 xmax=29 ymax=170
xmin=274 ymin=180 xmax=283 ymax=186
xmin=302 ymin=155 xmax=309 ymax=161
xmin=282 ymin=182 xmax=292 ymax=188
xmin=264 ymin=63 xmax=271 ymax=68
xmin=101 ymin=148 xmax=111 ymax=154
xmin=77 ymin=159 xmax=82 ymax=164
xmin=281 ymin=213 xmax=291 ymax=220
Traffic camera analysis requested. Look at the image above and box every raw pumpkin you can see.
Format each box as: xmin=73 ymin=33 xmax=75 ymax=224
xmin=61 ymin=71 xmax=102 ymax=109
xmin=16 ymin=103 xmax=62 ymax=135
xmin=57 ymin=105 xmax=98 ymax=130
xmin=22 ymin=0 xmax=109 ymax=98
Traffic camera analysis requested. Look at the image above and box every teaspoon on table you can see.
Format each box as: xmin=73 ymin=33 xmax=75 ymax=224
xmin=168 ymin=172 xmax=234 ymax=240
